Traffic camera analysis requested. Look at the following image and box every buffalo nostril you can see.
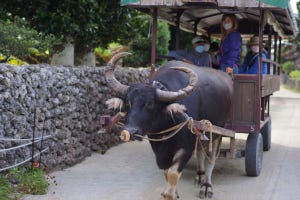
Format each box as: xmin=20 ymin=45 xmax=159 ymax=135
xmin=120 ymin=130 xmax=130 ymax=142
xmin=122 ymin=127 xmax=141 ymax=141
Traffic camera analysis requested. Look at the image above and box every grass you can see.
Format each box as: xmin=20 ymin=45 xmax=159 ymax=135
xmin=282 ymin=84 xmax=300 ymax=93
xmin=0 ymin=176 xmax=19 ymax=200
xmin=0 ymin=166 xmax=49 ymax=200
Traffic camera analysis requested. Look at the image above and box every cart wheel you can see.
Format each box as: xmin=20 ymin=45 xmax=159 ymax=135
xmin=245 ymin=133 xmax=263 ymax=177
xmin=261 ymin=117 xmax=271 ymax=151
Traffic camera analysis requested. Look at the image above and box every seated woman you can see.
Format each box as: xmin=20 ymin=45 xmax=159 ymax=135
xmin=239 ymin=36 xmax=267 ymax=74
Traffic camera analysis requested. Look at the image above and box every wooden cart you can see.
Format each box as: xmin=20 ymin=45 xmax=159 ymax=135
xmin=120 ymin=0 xmax=297 ymax=176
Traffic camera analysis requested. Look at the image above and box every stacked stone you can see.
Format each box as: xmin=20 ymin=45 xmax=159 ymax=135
xmin=0 ymin=64 xmax=149 ymax=171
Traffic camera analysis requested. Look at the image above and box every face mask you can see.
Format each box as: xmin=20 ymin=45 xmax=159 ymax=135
xmin=204 ymin=44 xmax=210 ymax=52
xmin=223 ymin=23 xmax=233 ymax=30
xmin=195 ymin=45 xmax=204 ymax=53
xmin=251 ymin=45 xmax=259 ymax=53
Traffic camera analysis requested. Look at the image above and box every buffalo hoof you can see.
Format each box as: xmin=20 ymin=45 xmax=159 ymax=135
xmin=199 ymin=183 xmax=213 ymax=199
xmin=194 ymin=170 xmax=205 ymax=186
xmin=160 ymin=191 xmax=179 ymax=200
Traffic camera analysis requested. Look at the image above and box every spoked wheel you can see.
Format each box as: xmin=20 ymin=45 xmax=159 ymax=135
xmin=261 ymin=117 xmax=271 ymax=151
xmin=245 ymin=133 xmax=263 ymax=177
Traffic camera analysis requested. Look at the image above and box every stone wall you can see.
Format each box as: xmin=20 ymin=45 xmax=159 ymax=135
xmin=0 ymin=64 xmax=149 ymax=171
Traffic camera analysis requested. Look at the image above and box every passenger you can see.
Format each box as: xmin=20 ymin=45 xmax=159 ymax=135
xmin=219 ymin=14 xmax=242 ymax=74
xmin=168 ymin=35 xmax=212 ymax=67
xmin=239 ymin=35 xmax=267 ymax=74
xmin=209 ymin=42 xmax=220 ymax=70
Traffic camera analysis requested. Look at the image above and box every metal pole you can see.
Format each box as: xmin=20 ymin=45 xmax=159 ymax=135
xmin=259 ymin=9 xmax=264 ymax=121
xmin=273 ymin=33 xmax=278 ymax=74
xmin=31 ymin=109 xmax=36 ymax=166
xmin=267 ymin=25 xmax=272 ymax=74
xmin=175 ymin=11 xmax=183 ymax=50
xmin=278 ymin=36 xmax=282 ymax=75
xmin=194 ymin=19 xmax=200 ymax=35
xmin=258 ymin=9 xmax=264 ymax=77
xmin=150 ymin=7 xmax=158 ymax=75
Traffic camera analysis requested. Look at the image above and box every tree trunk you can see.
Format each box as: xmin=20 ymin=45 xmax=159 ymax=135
xmin=74 ymin=44 xmax=95 ymax=66
xmin=50 ymin=41 xmax=74 ymax=66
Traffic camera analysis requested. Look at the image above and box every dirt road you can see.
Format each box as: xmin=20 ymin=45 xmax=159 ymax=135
xmin=24 ymin=87 xmax=300 ymax=200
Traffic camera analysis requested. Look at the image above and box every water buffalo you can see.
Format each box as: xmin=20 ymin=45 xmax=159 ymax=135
xmin=105 ymin=52 xmax=233 ymax=199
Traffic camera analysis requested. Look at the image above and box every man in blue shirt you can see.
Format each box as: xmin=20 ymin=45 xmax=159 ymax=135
xmin=239 ymin=35 xmax=267 ymax=74
xmin=168 ymin=35 xmax=212 ymax=67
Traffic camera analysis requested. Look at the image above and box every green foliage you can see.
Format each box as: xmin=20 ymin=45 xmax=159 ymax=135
xmin=169 ymin=26 xmax=195 ymax=50
xmin=0 ymin=0 xmax=137 ymax=49
xmin=0 ymin=176 xmax=18 ymax=200
xmin=289 ymin=70 xmax=300 ymax=91
xmin=282 ymin=61 xmax=295 ymax=74
xmin=156 ymin=20 xmax=171 ymax=56
xmin=123 ymin=38 xmax=152 ymax=67
xmin=290 ymin=70 xmax=300 ymax=81
xmin=8 ymin=167 xmax=49 ymax=195
xmin=123 ymin=15 xmax=171 ymax=67
xmin=95 ymin=42 xmax=128 ymax=64
xmin=6 ymin=56 xmax=28 ymax=66
xmin=0 ymin=17 xmax=54 ymax=62
xmin=0 ymin=53 xmax=7 ymax=62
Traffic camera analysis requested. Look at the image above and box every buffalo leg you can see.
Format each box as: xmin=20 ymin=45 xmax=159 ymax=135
xmin=161 ymin=163 xmax=181 ymax=200
xmin=161 ymin=149 xmax=187 ymax=200
xmin=195 ymin=143 xmax=206 ymax=185
xmin=199 ymin=136 xmax=222 ymax=199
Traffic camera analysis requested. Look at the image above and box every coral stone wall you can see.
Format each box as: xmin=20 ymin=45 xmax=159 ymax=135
xmin=0 ymin=64 xmax=148 ymax=171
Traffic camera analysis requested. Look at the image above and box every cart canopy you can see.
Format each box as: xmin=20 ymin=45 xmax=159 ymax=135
xmin=121 ymin=0 xmax=297 ymax=38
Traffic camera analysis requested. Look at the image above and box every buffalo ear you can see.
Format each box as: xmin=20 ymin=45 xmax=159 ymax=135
xmin=166 ymin=103 xmax=187 ymax=115
xmin=105 ymin=98 xmax=124 ymax=110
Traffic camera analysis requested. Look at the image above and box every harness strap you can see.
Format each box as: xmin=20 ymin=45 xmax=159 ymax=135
xmin=147 ymin=121 xmax=188 ymax=135
xmin=135 ymin=117 xmax=192 ymax=142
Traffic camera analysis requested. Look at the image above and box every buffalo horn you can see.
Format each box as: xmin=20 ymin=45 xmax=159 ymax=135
xmin=105 ymin=52 xmax=131 ymax=96
xmin=156 ymin=66 xmax=198 ymax=102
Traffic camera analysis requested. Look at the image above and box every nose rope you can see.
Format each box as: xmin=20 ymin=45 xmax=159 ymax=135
xmin=116 ymin=112 xmax=214 ymax=151
xmin=135 ymin=118 xmax=192 ymax=142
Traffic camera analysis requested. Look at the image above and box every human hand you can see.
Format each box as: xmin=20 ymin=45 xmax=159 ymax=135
xmin=226 ymin=67 xmax=233 ymax=74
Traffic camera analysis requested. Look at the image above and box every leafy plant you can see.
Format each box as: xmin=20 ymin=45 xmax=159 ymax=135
xmin=0 ymin=175 xmax=19 ymax=200
xmin=290 ymin=70 xmax=300 ymax=81
xmin=7 ymin=167 xmax=49 ymax=195
xmin=123 ymin=15 xmax=171 ymax=67
xmin=169 ymin=26 xmax=194 ymax=50
xmin=0 ymin=0 xmax=137 ymax=49
xmin=0 ymin=17 xmax=54 ymax=63
xmin=290 ymin=70 xmax=300 ymax=90
xmin=17 ymin=167 xmax=49 ymax=195
xmin=95 ymin=42 xmax=129 ymax=64
xmin=282 ymin=61 xmax=295 ymax=74
xmin=6 ymin=56 xmax=28 ymax=66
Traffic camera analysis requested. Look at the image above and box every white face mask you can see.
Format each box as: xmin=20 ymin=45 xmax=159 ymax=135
xmin=251 ymin=45 xmax=259 ymax=53
xmin=204 ymin=44 xmax=210 ymax=52
xmin=223 ymin=23 xmax=233 ymax=30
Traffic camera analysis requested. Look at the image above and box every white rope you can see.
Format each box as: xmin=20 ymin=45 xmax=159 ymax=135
xmin=0 ymin=135 xmax=52 ymax=141
xmin=0 ymin=135 xmax=53 ymax=153
xmin=0 ymin=147 xmax=49 ymax=172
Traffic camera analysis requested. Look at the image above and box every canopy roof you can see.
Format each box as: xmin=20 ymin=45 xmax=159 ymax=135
xmin=121 ymin=0 xmax=297 ymax=38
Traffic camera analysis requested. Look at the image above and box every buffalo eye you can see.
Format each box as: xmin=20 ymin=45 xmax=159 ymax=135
xmin=126 ymin=101 xmax=131 ymax=110
xmin=144 ymin=101 xmax=155 ymax=110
